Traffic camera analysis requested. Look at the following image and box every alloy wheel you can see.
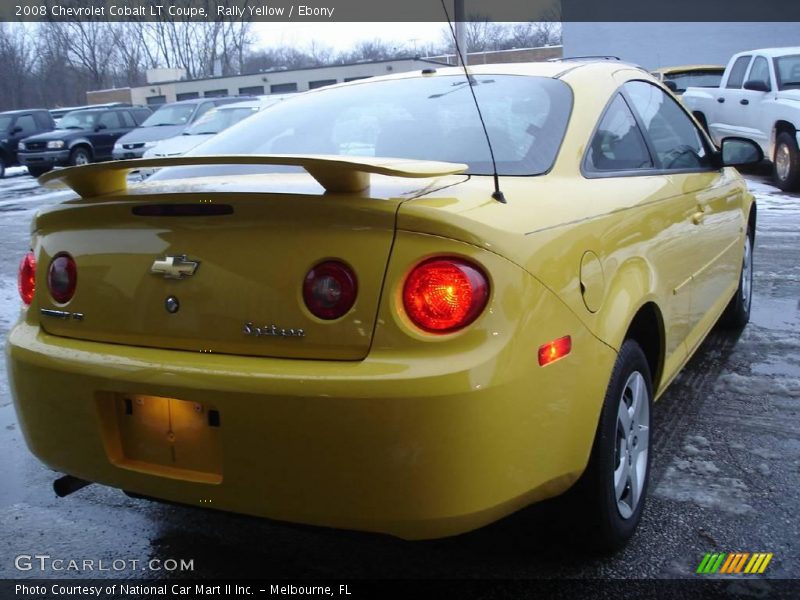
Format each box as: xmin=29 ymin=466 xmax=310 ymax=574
xmin=614 ymin=371 xmax=650 ymax=519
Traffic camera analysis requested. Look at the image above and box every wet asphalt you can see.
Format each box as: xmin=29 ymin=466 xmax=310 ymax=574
xmin=0 ymin=167 xmax=797 ymax=583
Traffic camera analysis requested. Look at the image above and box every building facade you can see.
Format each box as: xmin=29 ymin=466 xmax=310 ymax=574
xmin=89 ymin=58 xmax=446 ymax=106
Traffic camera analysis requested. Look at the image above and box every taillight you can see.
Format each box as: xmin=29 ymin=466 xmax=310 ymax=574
xmin=403 ymin=257 xmax=489 ymax=333
xmin=18 ymin=252 xmax=36 ymax=305
xmin=47 ymin=253 xmax=77 ymax=304
xmin=303 ymin=260 xmax=357 ymax=320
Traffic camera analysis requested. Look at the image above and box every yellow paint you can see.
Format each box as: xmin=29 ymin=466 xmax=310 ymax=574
xmin=6 ymin=61 xmax=754 ymax=539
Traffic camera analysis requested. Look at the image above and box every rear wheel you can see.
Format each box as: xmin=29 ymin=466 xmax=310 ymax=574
xmin=572 ymin=339 xmax=652 ymax=552
xmin=720 ymin=226 xmax=754 ymax=329
xmin=773 ymin=131 xmax=800 ymax=191
xmin=69 ymin=147 xmax=91 ymax=167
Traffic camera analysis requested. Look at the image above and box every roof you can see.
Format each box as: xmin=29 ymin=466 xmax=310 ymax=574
xmin=738 ymin=47 xmax=800 ymax=58
xmin=0 ymin=108 xmax=50 ymax=115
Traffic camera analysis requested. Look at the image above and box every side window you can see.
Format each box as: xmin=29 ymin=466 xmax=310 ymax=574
xmin=98 ymin=112 xmax=121 ymax=129
xmin=133 ymin=109 xmax=151 ymax=125
xmin=748 ymin=56 xmax=770 ymax=87
xmin=119 ymin=111 xmax=136 ymax=127
xmin=193 ymin=102 xmax=215 ymax=121
xmin=585 ymin=94 xmax=653 ymax=172
xmin=726 ymin=56 xmax=752 ymax=89
xmin=624 ymin=81 xmax=712 ymax=171
xmin=16 ymin=115 xmax=37 ymax=134
xmin=34 ymin=112 xmax=52 ymax=129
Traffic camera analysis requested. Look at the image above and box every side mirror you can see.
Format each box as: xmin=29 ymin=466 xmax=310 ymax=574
xmin=94 ymin=123 xmax=107 ymax=131
xmin=664 ymin=80 xmax=679 ymax=93
xmin=720 ymin=137 xmax=764 ymax=167
xmin=11 ymin=126 xmax=22 ymax=135
xmin=743 ymin=79 xmax=770 ymax=92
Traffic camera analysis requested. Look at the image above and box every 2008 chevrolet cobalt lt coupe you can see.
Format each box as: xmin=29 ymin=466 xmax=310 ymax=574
xmin=7 ymin=61 xmax=761 ymax=550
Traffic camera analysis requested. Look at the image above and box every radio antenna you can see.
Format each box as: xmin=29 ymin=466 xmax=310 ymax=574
xmin=439 ymin=0 xmax=506 ymax=203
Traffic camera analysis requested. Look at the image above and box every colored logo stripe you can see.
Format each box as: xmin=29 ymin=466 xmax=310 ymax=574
xmin=697 ymin=553 xmax=727 ymax=574
xmin=697 ymin=552 xmax=773 ymax=574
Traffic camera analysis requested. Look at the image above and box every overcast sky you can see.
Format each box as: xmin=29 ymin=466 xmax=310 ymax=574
xmin=251 ymin=22 xmax=448 ymax=54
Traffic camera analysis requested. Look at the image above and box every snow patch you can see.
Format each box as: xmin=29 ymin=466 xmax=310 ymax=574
xmin=655 ymin=434 xmax=753 ymax=514
xmin=714 ymin=372 xmax=800 ymax=399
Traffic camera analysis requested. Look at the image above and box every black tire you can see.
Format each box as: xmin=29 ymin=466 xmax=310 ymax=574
xmin=720 ymin=226 xmax=754 ymax=329
xmin=773 ymin=131 xmax=800 ymax=192
xmin=27 ymin=166 xmax=51 ymax=178
xmin=572 ymin=339 xmax=653 ymax=552
xmin=69 ymin=147 xmax=91 ymax=167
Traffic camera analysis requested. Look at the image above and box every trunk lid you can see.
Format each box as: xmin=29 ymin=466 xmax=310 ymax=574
xmin=33 ymin=172 xmax=466 ymax=360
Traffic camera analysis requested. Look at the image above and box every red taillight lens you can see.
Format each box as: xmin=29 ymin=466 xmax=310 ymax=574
xmin=18 ymin=252 xmax=36 ymax=305
xmin=47 ymin=253 xmax=77 ymax=304
xmin=303 ymin=261 xmax=357 ymax=320
xmin=538 ymin=336 xmax=572 ymax=366
xmin=403 ymin=258 xmax=489 ymax=333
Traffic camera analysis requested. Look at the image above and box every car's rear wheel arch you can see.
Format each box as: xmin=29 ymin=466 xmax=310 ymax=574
xmin=774 ymin=119 xmax=796 ymax=140
xmin=622 ymin=302 xmax=664 ymax=395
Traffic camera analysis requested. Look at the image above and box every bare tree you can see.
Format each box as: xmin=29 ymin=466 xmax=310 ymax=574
xmin=0 ymin=24 xmax=37 ymax=108
xmin=345 ymin=39 xmax=399 ymax=62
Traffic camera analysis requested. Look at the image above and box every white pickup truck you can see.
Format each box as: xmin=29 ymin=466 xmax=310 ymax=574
xmin=683 ymin=47 xmax=800 ymax=191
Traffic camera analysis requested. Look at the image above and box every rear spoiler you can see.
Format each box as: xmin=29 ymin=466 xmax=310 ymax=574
xmin=38 ymin=154 xmax=468 ymax=198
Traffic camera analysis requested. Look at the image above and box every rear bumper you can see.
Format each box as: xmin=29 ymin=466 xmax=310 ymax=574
xmin=7 ymin=300 xmax=614 ymax=539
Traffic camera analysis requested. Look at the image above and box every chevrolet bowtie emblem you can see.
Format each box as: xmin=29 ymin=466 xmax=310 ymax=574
xmin=151 ymin=255 xmax=200 ymax=280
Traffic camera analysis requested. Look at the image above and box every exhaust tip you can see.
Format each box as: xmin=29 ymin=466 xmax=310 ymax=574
xmin=53 ymin=475 xmax=91 ymax=497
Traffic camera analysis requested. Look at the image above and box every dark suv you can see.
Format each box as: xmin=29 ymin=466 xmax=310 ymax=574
xmin=18 ymin=106 xmax=151 ymax=177
xmin=0 ymin=109 xmax=56 ymax=178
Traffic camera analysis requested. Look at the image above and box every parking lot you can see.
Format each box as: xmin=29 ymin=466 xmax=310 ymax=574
xmin=0 ymin=166 xmax=798 ymax=582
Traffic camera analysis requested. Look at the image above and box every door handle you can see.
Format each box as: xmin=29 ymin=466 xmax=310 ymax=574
xmin=740 ymin=99 xmax=749 ymax=105
xmin=717 ymin=97 xmax=725 ymax=103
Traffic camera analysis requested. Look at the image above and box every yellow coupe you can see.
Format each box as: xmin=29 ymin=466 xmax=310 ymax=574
xmin=6 ymin=61 xmax=762 ymax=550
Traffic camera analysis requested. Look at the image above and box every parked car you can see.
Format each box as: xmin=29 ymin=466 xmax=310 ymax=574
xmin=112 ymin=97 xmax=245 ymax=160
xmin=683 ymin=47 xmax=800 ymax=190
xmin=650 ymin=65 xmax=725 ymax=95
xmin=138 ymin=97 xmax=291 ymax=178
xmin=17 ymin=106 xmax=152 ymax=177
xmin=9 ymin=61 xmax=761 ymax=551
xmin=0 ymin=109 xmax=56 ymax=177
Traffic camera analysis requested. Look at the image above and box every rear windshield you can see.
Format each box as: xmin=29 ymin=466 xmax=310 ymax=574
xmin=184 ymin=106 xmax=258 ymax=135
xmin=142 ymin=104 xmax=197 ymax=127
xmin=150 ymin=75 xmax=573 ymax=179
xmin=663 ymin=70 xmax=724 ymax=92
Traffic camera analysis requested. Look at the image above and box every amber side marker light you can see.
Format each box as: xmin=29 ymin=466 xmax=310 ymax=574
xmin=18 ymin=252 xmax=36 ymax=305
xmin=538 ymin=335 xmax=572 ymax=366
xmin=403 ymin=257 xmax=489 ymax=333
